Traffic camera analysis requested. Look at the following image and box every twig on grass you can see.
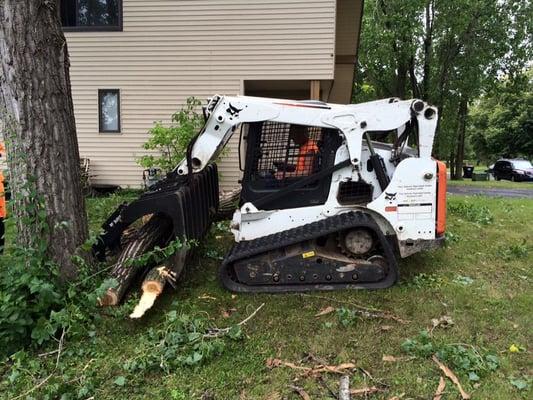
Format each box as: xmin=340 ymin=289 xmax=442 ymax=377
xmin=11 ymin=328 xmax=66 ymax=400
xmin=350 ymin=386 xmax=384 ymax=396
xmin=289 ymin=385 xmax=311 ymax=400
xmin=298 ymin=293 xmax=408 ymax=323
xmin=66 ymin=358 xmax=96 ymax=385
xmin=432 ymin=355 xmax=470 ymax=400
xmin=203 ymin=303 xmax=265 ymax=338
xmin=433 ymin=376 xmax=446 ymax=400
xmin=316 ymin=375 xmax=339 ymax=399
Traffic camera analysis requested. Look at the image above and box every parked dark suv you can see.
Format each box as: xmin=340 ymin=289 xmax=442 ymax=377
xmin=492 ymin=159 xmax=533 ymax=182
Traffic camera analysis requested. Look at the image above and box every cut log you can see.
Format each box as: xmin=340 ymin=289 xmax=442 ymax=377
xmin=215 ymin=188 xmax=241 ymax=221
xmin=130 ymin=247 xmax=188 ymax=318
xmin=99 ymin=214 xmax=173 ymax=306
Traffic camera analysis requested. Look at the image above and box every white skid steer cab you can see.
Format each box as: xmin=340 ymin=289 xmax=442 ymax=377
xmin=95 ymin=95 xmax=447 ymax=303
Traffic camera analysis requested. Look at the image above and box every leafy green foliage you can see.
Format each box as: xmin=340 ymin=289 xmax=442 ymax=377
xmin=498 ymin=240 xmax=529 ymax=261
xmin=470 ymin=70 xmax=533 ymax=162
xmin=122 ymin=306 xmax=240 ymax=374
xmin=453 ymin=275 xmax=474 ymax=286
xmin=402 ymin=330 xmax=500 ymax=381
xmin=125 ymin=236 xmax=194 ymax=268
xmin=509 ymin=377 xmax=530 ymax=391
xmin=0 ymin=188 xmax=129 ymax=356
xmin=0 ymin=245 xmax=63 ymax=353
xmin=448 ymin=199 xmax=493 ymax=224
xmin=354 ymin=0 xmax=532 ymax=169
xmin=336 ymin=307 xmax=358 ymax=327
xmin=138 ymin=97 xmax=204 ymax=173
xmin=444 ymin=231 xmax=461 ymax=244
xmin=407 ymin=273 xmax=445 ymax=289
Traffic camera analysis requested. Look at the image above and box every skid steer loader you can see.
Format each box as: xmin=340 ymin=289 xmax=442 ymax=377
xmin=95 ymin=95 xmax=446 ymax=298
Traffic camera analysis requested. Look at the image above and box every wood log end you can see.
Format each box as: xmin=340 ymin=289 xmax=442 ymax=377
xmin=98 ymin=288 xmax=119 ymax=307
xmin=142 ymin=280 xmax=164 ymax=295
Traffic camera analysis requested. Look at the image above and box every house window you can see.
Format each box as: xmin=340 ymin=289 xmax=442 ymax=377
xmin=98 ymin=89 xmax=121 ymax=133
xmin=60 ymin=0 xmax=122 ymax=31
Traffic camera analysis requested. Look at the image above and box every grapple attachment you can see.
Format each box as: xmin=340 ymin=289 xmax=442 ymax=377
xmin=94 ymin=163 xmax=219 ymax=262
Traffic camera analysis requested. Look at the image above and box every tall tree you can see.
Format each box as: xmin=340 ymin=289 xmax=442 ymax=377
xmin=354 ymin=0 xmax=532 ymax=178
xmin=470 ymin=70 xmax=533 ymax=162
xmin=0 ymin=0 xmax=88 ymax=279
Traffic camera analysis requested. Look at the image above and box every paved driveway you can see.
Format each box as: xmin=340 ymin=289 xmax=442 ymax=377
xmin=447 ymin=185 xmax=533 ymax=198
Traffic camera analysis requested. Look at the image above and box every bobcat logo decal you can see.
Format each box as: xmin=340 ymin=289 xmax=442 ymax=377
xmin=385 ymin=192 xmax=397 ymax=201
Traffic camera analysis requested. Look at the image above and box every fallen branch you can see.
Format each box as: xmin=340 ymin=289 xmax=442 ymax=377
xmin=266 ymin=358 xmax=357 ymax=377
xmin=204 ymin=303 xmax=265 ymax=338
xmin=432 ymin=356 xmax=470 ymax=400
xmin=339 ymin=375 xmax=350 ymax=400
xmin=350 ymin=386 xmax=384 ymax=396
xmin=289 ymin=385 xmax=311 ymax=400
xmin=299 ymin=293 xmax=408 ymax=324
xmin=10 ymin=329 xmax=66 ymax=400
xmin=317 ymin=375 xmax=338 ymax=399
xmin=433 ymin=376 xmax=446 ymax=400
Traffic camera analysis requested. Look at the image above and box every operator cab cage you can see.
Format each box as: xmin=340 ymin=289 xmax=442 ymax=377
xmin=239 ymin=121 xmax=343 ymax=210
xmin=237 ymin=118 xmax=420 ymax=211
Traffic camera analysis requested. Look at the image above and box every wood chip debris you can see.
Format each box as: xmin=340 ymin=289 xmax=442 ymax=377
xmin=266 ymin=358 xmax=357 ymax=376
xmin=430 ymin=315 xmax=454 ymax=332
xmin=433 ymin=376 xmax=446 ymax=400
xmin=221 ymin=307 xmax=237 ymax=318
xmin=382 ymin=355 xmax=416 ymax=362
xmin=350 ymin=386 xmax=384 ymax=396
xmin=432 ymin=356 xmax=470 ymax=399
xmin=198 ymin=294 xmax=217 ymax=300
xmin=315 ymin=306 xmax=336 ymax=317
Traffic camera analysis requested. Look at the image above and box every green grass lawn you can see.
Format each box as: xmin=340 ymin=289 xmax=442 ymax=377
xmin=2 ymin=194 xmax=532 ymax=399
xmin=448 ymin=179 xmax=533 ymax=190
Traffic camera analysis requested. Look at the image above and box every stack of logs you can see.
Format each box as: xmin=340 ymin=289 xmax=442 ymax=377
xmin=99 ymin=188 xmax=241 ymax=318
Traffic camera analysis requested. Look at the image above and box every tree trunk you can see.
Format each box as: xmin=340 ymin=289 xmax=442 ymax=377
xmin=421 ymin=0 xmax=434 ymax=100
xmin=449 ymin=151 xmax=455 ymax=179
xmin=453 ymin=97 xmax=468 ymax=180
xmin=0 ymin=1 xmax=88 ymax=279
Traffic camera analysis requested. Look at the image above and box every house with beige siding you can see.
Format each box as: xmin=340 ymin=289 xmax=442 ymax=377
xmin=61 ymin=0 xmax=362 ymax=189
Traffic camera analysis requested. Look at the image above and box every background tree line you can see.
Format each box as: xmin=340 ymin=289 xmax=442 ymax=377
xmin=353 ymin=0 xmax=532 ymax=178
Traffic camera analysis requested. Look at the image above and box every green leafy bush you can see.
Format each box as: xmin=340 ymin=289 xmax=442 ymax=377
xmin=336 ymin=307 xmax=358 ymax=327
xmin=122 ymin=306 xmax=242 ymax=374
xmin=407 ymin=273 xmax=446 ymax=289
xmin=448 ymin=199 xmax=494 ymax=225
xmin=0 ymin=184 xmax=123 ymax=357
xmin=138 ymin=97 xmax=204 ymax=173
xmin=498 ymin=240 xmax=529 ymax=261
xmin=0 ymin=246 xmax=63 ymax=354
xmin=401 ymin=330 xmax=499 ymax=381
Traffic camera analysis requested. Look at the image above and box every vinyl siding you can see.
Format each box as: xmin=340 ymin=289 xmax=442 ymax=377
xmin=66 ymin=0 xmax=337 ymax=189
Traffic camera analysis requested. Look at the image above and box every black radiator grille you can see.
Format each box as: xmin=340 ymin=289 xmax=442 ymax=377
xmin=337 ymin=181 xmax=374 ymax=205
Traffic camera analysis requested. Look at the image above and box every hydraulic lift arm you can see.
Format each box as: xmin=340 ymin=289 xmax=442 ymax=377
xmin=175 ymin=96 xmax=438 ymax=178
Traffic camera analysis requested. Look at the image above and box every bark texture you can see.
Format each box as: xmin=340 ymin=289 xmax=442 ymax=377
xmin=453 ymin=97 xmax=468 ymax=180
xmin=0 ymin=0 xmax=88 ymax=279
xmin=99 ymin=214 xmax=173 ymax=306
xmin=215 ymin=188 xmax=241 ymax=221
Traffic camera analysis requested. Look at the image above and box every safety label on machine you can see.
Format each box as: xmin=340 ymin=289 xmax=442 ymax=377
xmin=396 ymin=183 xmax=434 ymax=204
xmin=302 ymin=251 xmax=316 ymax=259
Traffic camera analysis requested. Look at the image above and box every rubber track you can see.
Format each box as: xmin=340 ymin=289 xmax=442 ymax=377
xmin=220 ymin=211 xmax=398 ymax=292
